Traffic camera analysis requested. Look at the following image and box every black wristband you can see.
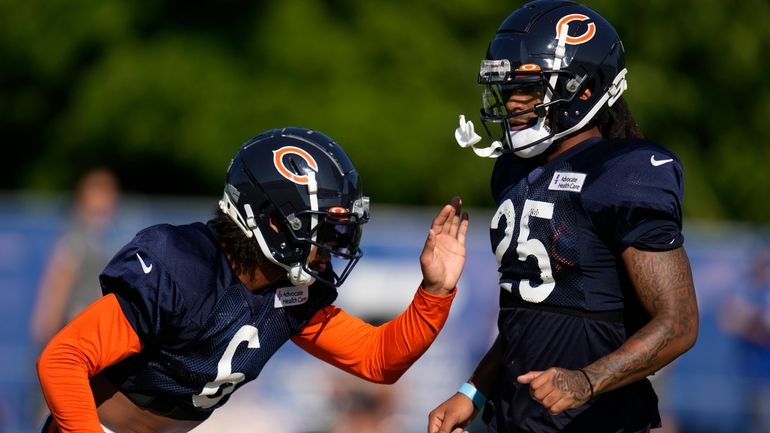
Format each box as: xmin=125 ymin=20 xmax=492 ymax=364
xmin=578 ymin=368 xmax=594 ymax=400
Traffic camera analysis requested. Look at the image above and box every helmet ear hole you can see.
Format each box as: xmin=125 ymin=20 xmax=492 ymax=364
xmin=267 ymin=211 xmax=285 ymax=233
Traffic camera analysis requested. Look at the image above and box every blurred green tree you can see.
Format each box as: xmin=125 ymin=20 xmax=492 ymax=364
xmin=1 ymin=0 xmax=768 ymax=222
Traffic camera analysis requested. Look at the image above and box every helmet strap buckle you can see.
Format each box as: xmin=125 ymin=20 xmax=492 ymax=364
xmin=607 ymin=68 xmax=628 ymax=107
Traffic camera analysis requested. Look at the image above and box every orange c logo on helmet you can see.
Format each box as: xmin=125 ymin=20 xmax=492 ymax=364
xmin=327 ymin=206 xmax=350 ymax=221
xmin=516 ymin=64 xmax=542 ymax=72
xmin=273 ymin=146 xmax=319 ymax=185
xmin=555 ymin=14 xmax=596 ymax=45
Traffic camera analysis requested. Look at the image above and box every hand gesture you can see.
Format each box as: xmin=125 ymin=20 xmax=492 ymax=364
xmin=517 ymin=368 xmax=593 ymax=414
xmin=427 ymin=392 xmax=476 ymax=433
xmin=420 ymin=196 xmax=469 ymax=296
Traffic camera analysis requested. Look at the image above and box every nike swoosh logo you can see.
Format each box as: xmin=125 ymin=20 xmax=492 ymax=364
xmin=136 ymin=253 xmax=153 ymax=274
xmin=650 ymin=155 xmax=674 ymax=167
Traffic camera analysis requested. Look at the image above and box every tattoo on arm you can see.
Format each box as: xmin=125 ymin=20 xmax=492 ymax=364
xmin=583 ymin=247 xmax=698 ymax=395
xmin=552 ymin=369 xmax=592 ymax=402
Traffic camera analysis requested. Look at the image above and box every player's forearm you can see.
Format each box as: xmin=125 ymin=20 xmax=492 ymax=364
xmin=38 ymin=343 xmax=104 ymax=433
xmin=293 ymin=285 xmax=456 ymax=384
xmin=356 ymin=285 xmax=456 ymax=383
xmin=37 ymin=294 xmax=143 ymax=432
xmin=394 ymin=285 xmax=457 ymax=337
xmin=581 ymin=310 xmax=697 ymax=395
xmin=584 ymin=247 xmax=698 ymax=395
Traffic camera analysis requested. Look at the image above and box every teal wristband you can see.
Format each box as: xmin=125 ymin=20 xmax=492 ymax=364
xmin=458 ymin=382 xmax=486 ymax=410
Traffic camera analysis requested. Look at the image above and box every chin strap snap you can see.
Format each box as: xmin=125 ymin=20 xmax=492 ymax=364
xmin=607 ymin=68 xmax=628 ymax=107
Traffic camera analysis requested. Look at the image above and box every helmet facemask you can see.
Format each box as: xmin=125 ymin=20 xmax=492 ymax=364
xmin=478 ymin=60 xmax=585 ymax=158
xmin=279 ymin=195 xmax=370 ymax=287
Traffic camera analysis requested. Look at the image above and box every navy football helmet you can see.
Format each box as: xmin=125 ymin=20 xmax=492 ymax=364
xmin=219 ymin=127 xmax=369 ymax=287
xmin=459 ymin=0 xmax=627 ymax=158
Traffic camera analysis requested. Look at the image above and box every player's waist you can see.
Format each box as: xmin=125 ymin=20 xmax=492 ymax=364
xmin=124 ymin=391 xmax=213 ymax=421
xmin=500 ymin=298 xmax=624 ymax=323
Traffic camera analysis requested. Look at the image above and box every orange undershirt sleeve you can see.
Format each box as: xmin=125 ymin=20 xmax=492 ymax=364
xmin=291 ymin=286 xmax=456 ymax=384
xmin=36 ymin=293 xmax=143 ymax=433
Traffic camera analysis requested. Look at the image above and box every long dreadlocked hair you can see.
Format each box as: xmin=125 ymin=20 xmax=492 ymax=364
xmin=595 ymin=96 xmax=644 ymax=140
xmin=209 ymin=208 xmax=265 ymax=279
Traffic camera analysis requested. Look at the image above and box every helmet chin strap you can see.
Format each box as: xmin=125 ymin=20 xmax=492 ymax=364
xmin=220 ymin=192 xmax=303 ymax=284
xmin=219 ymin=191 xmax=253 ymax=238
xmin=251 ymin=225 xmax=316 ymax=287
xmin=288 ymin=169 xmax=319 ymax=286
xmin=550 ymin=67 xmax=628 ymax=142
xmin=278 ymin=168 xmax=319 ymax=287
xmin=218 ymin=170 xmax=320 ymax=287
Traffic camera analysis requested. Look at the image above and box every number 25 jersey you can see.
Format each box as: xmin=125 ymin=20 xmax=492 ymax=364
xmin=491 ymin=137 xmax=684 ymax=312
xmin=486 ymin=137 xmax=684 ymax=432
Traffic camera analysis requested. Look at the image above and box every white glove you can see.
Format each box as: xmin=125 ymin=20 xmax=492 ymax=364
xmin=454 ymin=115 xmax=482 ymax=148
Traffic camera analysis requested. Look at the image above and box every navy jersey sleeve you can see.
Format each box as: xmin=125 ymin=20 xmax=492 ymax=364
xmin=99 ymin=227 xmax=195 ymax=347
xmin=583 ymin=140 xmax=685 ymax=253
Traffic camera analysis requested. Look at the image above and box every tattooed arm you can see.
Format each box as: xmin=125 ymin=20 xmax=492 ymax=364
xmin=517 ymin=246 xmax=699 ymax=414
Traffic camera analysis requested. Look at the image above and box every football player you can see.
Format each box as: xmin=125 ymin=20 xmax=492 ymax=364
xmin=429 ymin=1 xmax=698 ymax=432
xmin=37 ymin=126 xmax=469 ymax=433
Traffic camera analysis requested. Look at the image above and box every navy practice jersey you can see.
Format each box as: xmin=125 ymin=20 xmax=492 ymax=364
xmin=98 ymin=222 xmax=337 ymax=420
xmin=484 ymin=137 xmax=683 ymax=433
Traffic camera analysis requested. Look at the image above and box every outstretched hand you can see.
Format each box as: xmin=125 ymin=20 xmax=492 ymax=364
xmin=420 ymin=196 xmax=469 ymax=296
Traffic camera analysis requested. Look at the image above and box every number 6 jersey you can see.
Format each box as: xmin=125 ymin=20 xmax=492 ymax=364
xmin=37 ymin=220 xmax=456 ymax=432
xmin=98 ymin=221 xmax=339 ymax=420
xmin=485 ymin=137 xmax=684 ymax=432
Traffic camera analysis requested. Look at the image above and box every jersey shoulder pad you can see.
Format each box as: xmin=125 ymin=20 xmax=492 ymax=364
xmin=577 ymin=139 xmax=684 ymax=205
xmin=99 ymin=222 xmax=231 ymax=345
xmin=573 ymin=139 xmax=685 ymax=252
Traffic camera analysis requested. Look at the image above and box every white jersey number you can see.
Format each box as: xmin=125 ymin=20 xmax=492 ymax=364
xmin=491 ymin=198 xmax=555 ymax=303
xmin=192 ymin=325 xmax=260 ymax=408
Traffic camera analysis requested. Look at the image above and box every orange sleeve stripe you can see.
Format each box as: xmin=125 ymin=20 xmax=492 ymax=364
xmin=37 ymin=293 xmax=143 ymax=433
xmin=291 ymin=286 xmax=456 ymax=384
